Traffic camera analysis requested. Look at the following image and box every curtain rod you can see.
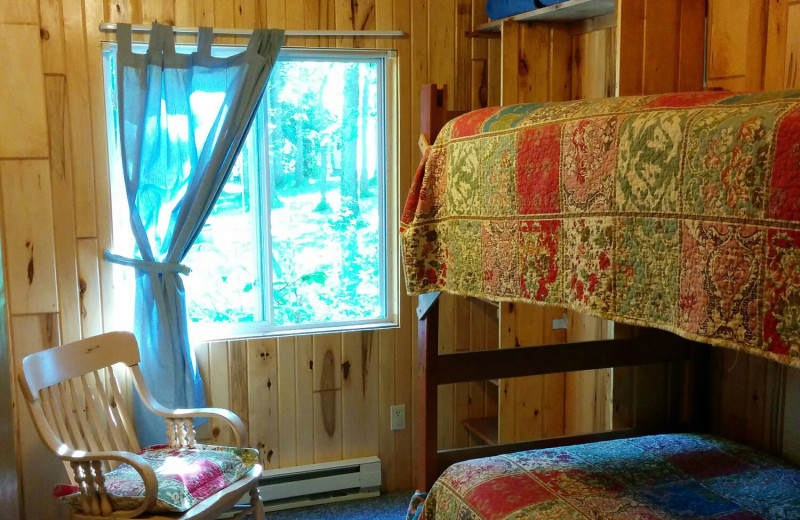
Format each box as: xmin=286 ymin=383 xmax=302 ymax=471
xmin=99 ymin=23 xmax=404 ymax=38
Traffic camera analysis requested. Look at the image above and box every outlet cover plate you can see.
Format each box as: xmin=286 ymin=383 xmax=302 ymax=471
xmin=390 ymin=404 xmax=406 ymax=431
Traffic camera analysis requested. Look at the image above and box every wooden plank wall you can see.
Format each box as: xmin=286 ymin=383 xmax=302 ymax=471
xmin=1 ymin=1 xmax=506 ymax=518
xmin=494 ymin=16 xmax=618 ymax=445
xmin=616 ymin=0 xmax=706 ymax=96
xmin=706 ymin=0 xmax=800 ymax=462
xmin=707 ymin=0 xmax=800 ymax=91
xmin=3 ymin=0 xmax=799 ymax=518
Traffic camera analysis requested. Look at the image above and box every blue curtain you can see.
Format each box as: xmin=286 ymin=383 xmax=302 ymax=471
xmin=107 ymin=23 xmax=283 ymax=446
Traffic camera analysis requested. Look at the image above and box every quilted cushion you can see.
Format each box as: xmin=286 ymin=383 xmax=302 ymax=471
xmin=59 ymin=444 xmax=259 ymax=513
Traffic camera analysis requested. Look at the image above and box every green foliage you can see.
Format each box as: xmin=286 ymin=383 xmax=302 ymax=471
xmin=185 ymin=57 xmax=384 ymax=330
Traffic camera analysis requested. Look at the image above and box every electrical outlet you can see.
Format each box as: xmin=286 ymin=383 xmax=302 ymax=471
xmin=390 ymin=404 xmax=406 ymax=431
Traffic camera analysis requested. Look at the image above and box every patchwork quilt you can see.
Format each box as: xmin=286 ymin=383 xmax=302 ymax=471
xmin=401 ymin=90 xmax=800 ymax=367
xmin=420 ymin=434 xmax=800 ymax=520
xmin=58 ymin=444 xmax=258 ymax=513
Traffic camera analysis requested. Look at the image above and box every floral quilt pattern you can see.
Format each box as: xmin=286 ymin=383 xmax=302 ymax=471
xmin=419 ymin=434 xmax=800 ymax=520
xmin=60 ymin=444 xmax=258 ymax=513
xmin=401 ymin=90 xmax=800 ymax=367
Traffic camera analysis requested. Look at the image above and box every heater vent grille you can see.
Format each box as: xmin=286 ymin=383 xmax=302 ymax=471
xmin=241 ymin=456 xmax=382 ymax=513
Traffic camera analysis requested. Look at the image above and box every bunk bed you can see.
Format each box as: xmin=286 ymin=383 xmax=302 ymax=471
xmin=402 ymin=85 xmax=800 ymax=519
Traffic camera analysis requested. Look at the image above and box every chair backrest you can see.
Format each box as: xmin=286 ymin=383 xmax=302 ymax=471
xmin=18 ymin=332 xmax=143 ymax=460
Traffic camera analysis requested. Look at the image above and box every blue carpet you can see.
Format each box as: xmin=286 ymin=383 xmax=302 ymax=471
xmin=263 ymin=491 xmax=412 ymax=520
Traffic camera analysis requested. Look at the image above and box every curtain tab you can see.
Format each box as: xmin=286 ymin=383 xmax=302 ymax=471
xmin=117 ymin=23 xmax=133 ymax=54
xmin=103 ymin=251 xmax=191 ymax=275
xmin=197 ymin=27 xmax=213 ymax=56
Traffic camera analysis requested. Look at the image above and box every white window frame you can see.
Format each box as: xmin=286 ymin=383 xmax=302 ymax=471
xmin=101 ymin=42 xmax=400 ymax=342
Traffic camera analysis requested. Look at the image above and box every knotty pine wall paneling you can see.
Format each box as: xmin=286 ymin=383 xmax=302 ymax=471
xmin=14 ymin=1 xmax=781 ymax=518
xmin=0 ymin=24 xmax=49 ymax=158
xmin=616 ymin=0 xmax=706 ymax=96
xmin=0 ymin=3 xmax=506 ymax=518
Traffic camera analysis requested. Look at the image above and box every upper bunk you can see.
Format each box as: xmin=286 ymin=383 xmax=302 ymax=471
xmin=401 ymin=89 xmax=800 ymax=370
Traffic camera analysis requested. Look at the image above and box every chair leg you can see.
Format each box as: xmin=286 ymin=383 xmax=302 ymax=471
xmin=249 ymin=484 xmax=265 ymax=520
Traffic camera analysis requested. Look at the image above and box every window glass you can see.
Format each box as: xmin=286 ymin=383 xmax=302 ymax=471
xmin=103 ymin=45 xmax=395 ymax=339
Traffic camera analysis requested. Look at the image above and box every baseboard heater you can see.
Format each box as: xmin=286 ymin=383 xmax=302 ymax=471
xmin=233 ymin=456 xmax=382 ymax=513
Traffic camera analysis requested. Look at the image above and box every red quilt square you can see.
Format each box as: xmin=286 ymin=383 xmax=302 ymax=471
xmin=560 ymin=117 xmax=617 ymax=212
xmin=667 ymin=450 xmax=755 ymax=479
xmin=451 ymin=107 xmax=503 ymax=139
xmin=644 ymin=91 xmax=733 ymax=109
xmin=464 ymin=474 xmax=555 ymax=520
xmin=679 ymin=222 xmax=763 ymax=345
xmin=516 ymin=124 xmax=561 ymax=214
xmin=769 ymin=106 xmax=800 ymax=221
xmin=519 ymin=220 xmax=561 ymax=302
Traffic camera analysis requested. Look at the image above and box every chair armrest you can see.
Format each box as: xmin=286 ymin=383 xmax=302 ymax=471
xmin=58 ymin=448 xmax=159 ymax=518
xmin=155 ymin=406 xmax=247 ymax=447
xmin=130 ymin=366 xmax=247 ymax=447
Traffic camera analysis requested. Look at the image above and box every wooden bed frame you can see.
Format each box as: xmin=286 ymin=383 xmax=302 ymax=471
xmin=413 ymin=85 xmax=713 ymax=491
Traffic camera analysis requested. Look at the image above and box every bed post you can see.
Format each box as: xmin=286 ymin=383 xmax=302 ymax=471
xmin=420 ymin=84 xmax=448 ymax=148
xmin=416 ymin=292 xmax=440 ymax=492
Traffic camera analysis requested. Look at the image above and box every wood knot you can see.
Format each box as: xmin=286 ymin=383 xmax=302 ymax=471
xmin=260 ymin=351 xmax=270 ymax=359
xmin=40 ymin=28 xmax=50 ymax=40
xmin=342 ymin=360 xmax=351 ymax=380
xmin=533 ymin=409 xmax=539 ymax=416
xmin=212 ymin=427 xmax=221 ymax=438
xmin=267 ymin=449 xmax=274 ymax=463
xmin=267 ymin=378 xmax=272 ymax=390
xmin=308 ymin=360 xmax=313 ymax=370
xmin=26 ymin=243 xmax=35 ymax=284
xmin=79 ymin=278 xmax=88 ymax=319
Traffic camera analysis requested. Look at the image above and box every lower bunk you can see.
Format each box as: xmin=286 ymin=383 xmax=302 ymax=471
xmin=417 ymin=433 xmax=800 ymax=520
xmin=410 ymin=292 xmax=800 ymax=519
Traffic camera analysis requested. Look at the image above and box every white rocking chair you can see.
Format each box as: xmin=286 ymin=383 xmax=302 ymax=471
xmin=17 ymin=331 xmax=265 ymax=520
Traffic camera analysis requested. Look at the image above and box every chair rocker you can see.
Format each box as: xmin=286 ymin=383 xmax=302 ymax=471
xmin=18 ymin=331 xmax=265 ymax=520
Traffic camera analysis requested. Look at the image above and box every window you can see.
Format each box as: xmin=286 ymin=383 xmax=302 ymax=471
xmin=102 ymin=44 xmax=398 ymax=340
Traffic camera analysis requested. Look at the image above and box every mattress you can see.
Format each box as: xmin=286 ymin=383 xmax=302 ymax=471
xmin=419 ymin=434 xmax=800 ymax=519
xmin=400 ymin=90 xmax=800 ymax=368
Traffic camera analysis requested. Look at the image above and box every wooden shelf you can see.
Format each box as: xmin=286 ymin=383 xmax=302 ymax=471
xmin=477 ymin=0 xmax=615 ymax=33
xmin=463 ymin=416 xmax=499 ymax=445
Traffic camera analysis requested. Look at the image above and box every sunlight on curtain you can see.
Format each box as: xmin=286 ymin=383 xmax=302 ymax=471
xmin=107 ymin=23 xmax=283 ymax=445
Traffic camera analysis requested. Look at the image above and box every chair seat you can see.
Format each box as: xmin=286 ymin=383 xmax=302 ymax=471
xmin=60 ymin=445 xmax=260 ymax=514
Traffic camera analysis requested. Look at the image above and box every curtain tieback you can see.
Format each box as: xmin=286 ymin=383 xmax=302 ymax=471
xmin=103 ymin=251 xmax=191 ymax=275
